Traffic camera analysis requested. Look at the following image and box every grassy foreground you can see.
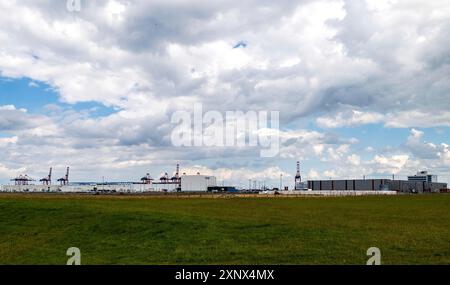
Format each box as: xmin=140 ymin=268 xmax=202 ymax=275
xmin=0 ymin=194 xmax=449 ymax=265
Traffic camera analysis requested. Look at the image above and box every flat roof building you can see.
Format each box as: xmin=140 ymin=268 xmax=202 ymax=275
xmin=307 ymin=178 xmax=447 ymax=193
xmin=408 ymin=171 xmax=437 ymax=183
xmin=181 ymin=174 xmax=217 ymax=192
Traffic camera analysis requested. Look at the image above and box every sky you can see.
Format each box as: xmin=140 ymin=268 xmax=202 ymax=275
xmin=0 ymin=0 xmax=449 ymax=187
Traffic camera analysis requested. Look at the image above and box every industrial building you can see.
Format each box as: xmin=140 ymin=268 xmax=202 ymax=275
xmin=307 ymin=174 xmax=447 ymax=193
xmin=139 ymin=164 xmax=217 ymax=192
xmin=308 ymin=179 xmax=390 ymax=191
xmin=4 ymin=166 xmax=71 ymax=192
xmin=151 ymin=164 xmax=182 ymax=192
xmin=0 ymin=162 xmax=448 ymax=195
xmin=408 ymin=171 xmax=437 ymax=183
xmin=181 ymin=174 xmax=217 ymax=192
xmin=0 ymin=164 xmax=218 ymax=193
xmin=387 ymin=180 xmax=447 ymax=193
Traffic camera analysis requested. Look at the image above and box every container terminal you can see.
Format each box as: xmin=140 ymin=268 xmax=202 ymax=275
xmin=0 ymin=162 xmax=447 ymax=195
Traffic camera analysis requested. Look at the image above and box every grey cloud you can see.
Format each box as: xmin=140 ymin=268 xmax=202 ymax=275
xmin=0 ymin=107 xmax=48 ymax=131
xmin=0 ymin=1 xmax=449 ymax=182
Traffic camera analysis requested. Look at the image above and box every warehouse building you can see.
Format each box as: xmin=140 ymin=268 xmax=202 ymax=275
xmin=308 ymin=179 xmax=390 ymax=191
xmin=387 ymin=180 xmax=447 ymax=193
xmin=307 ymin=177 xmax=447 ymax=193
xmin=181 ymin=174 xmax=217 ymax=192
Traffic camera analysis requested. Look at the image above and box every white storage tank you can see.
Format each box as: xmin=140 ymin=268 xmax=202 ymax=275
xmin=181 ymin=174 xmax=217 ymax=192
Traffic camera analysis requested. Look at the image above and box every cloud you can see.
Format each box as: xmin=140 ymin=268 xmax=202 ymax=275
xmin=1 ymin=0 xmax=449 ymax=121
xmin=309 ymin=128 xmax=450 ymax=182
xmin=0 ymin=136 xmax=18 ymax=147
xmin=0 ymin=163 xmax=26 ymax=180
xmin=372 ymin=154 xmax=410 ymax=174
xmin=316 ymin=109 xmax=384 ymax=128
xmin=277 ymin=128 xmax=357 ymax=160
xmin=181 ymin=165 xmax=290 ymax=184
xmin=404 ymin=128 xmax=449 ymax=161
xmin=28 ymin=81 xmax=39 ymax=88
xmin=0 ymin=1 xmax=449 ymax=183
xmin=0 ymin=105 xmax=50 ymax=132
xmin=385 ymin=110 xmax=450 ymax=128
xmin=317 ymin=109 xmax=450 ymax=129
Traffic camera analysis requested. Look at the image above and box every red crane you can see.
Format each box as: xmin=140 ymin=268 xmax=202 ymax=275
xmin=11 ymin=174 xmax=35 ymax=186
xmin=171 ymin=164 xmax=181 ymax=182
xmin=57 ymin=167 xmax=70 ymax=186
xmin=40 ymin=167 xmax=52 ymax=185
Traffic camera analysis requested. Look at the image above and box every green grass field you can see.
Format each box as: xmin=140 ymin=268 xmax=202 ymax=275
xmin=0 ymin=194 xmax=449 ymax=265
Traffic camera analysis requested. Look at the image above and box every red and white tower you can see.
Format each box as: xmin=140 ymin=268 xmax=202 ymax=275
xmin=295 ymin=161 xmax=302 ymax=190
